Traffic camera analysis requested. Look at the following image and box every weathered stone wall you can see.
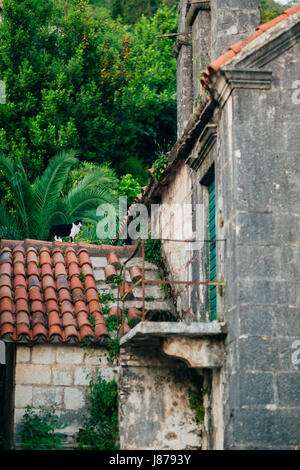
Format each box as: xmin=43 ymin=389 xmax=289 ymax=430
xmin=13 ymin=344 xmax=117 ymax=448
xmin=176 ymin=1 xmax=261 ymax=134
xmin=210 ymin=0 xmax=260 ymax=61
xmin=12 ymin=341 xmax=205 ymax=450
xmin=157 ymin=162 xmax=211 ymax=322
xmin=176 ymin=1 xmax=193 ymax=137
xmin=119 ymin=344 xmax=203 ymax=450
xmin=192 ymin=7 xmax=211 ymax=106
xmin=219 ymin=43 xmax=300 ymax=449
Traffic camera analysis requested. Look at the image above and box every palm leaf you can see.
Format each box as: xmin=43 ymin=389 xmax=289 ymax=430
xmin=61 ymin=186 xmax=118 ymax=223
xmin=31 ymin=150 xmax=78 ymax=239
xmin=0 ymin=154 xmax=32 ymax=234
xmin=0 ymin=204 xmax=24 ymax=240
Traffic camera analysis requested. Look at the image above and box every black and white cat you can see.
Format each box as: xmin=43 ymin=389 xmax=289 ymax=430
xmin=49 ymin=220 xmax=83 ymax=243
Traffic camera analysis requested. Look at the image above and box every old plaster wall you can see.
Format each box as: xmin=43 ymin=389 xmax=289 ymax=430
xmin=219 ymin=43 xmax=300 ymax=449
xmin=12 ymin=344 xmax=117 ymax=448
xmin=157 ymin=162 xmax=211 ymax=322
xmin=119 ymin=344 xmax=203 ymax=450
xmin=210 ymin=0 xmax=260 ymax=61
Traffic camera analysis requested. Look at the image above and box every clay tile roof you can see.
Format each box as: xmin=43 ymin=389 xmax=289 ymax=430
xmin=0 ymin=239 xmax=172 ymax=344
xmin=201 ymin=3 xmax=300 ymax=88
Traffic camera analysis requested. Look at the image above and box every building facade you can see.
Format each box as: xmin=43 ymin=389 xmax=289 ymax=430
xmin=136 ymin=0 xmax=300 ymax=449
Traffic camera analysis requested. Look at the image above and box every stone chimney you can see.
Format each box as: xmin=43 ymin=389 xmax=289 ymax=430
xmin=174 ymin=0 xmax=261 ymax=137
xmin=211 ymin=0 xmax=261 ymax=61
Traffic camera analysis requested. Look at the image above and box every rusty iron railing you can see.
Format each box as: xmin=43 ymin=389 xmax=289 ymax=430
xmin=116 ymin=238 xmax=226 ymax=323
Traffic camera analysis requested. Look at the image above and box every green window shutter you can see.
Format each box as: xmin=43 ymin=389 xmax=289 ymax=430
xmin=208 ymin=180 xmax=216 ymax=321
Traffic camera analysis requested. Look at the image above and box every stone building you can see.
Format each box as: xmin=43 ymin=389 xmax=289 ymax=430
xmin=1 ymin=0 xmax=300 ymax=451
xmin=0 ymin=239 xmax=205 ymax=450
xmin=123 ymin=0 xmax=300 ymax=449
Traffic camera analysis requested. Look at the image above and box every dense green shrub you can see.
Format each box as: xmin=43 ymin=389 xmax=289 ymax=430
xmin=76 ymin=374 xmax=119 ymax=450
xmin=20 ymin=405 xmax=67 ymax=450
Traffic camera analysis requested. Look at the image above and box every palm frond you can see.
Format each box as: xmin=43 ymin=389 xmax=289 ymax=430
xmin=0 ymin=204 xmax=24 ymax=240
xmin=0 ymin=154 xmax=32 ymax=234
xmin=61 ymin=186 xmax=118 ymax=223
xmin=31 ymin=150 xmax=78 ymax=239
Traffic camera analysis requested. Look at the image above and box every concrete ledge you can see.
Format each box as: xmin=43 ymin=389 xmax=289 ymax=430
xmin=120 ymin=322 xmax=226 ymax=368
xmin=120 ymin=321 xmax=226 ymax=345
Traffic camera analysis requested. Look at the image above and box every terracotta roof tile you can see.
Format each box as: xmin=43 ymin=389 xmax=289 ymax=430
xmin=29 ymin=288 xmax=43 ymax=302
xmin=16 ymin=312 xmax=29 ymax=326
xmin=107 ymin=252 xmax=120 ymax=268
xmin=0 ymin=239 xmax=168 ymax=344
xmin=14 ymin=274 xmax=27 ymax=289
xmin=40 ymin=248 xmax=52 ymax=265
xmin=58 ymin=288 xmax=72 ymax=303
xmin=201 ymin=3 xmax=300 ymax=88
xmin=70 ymin=275 xmax=83 ymax=290
xmin=77 ymin=311 xmax=90 ymax=328
xmin=15 ymin=286 xmax=28 ymax=301
xmin=17 ymin=323 xmax=31 ymax=341
xmin=32 ymin=323 xmax=47 ymax=340
xmin=55 ymin=263 xmax=67 ymax=278
xmin=0 ymin=286 xmax=12 ymax=299
xmin=105 ymin=264 xmax=117 ymax=282
xmin=130 ymin=266 xmax=142 ymax=283
xmin=68 ymin=262 xmax=81 ymax=278
xmin=0 ymin=263 xmax=12 ymax=276
xmin=65 ymin=325 xmax=79 ymax=341
xmin=14 ymin=262 xmax=26 ymax=277
xmin=28 ymin=275 xmax=41 ymax=289
xmin=0 ymin=275 xmax=12 ymax=288
xmin=41 ymin=263 xmax=53 ymax=277
xmin=119 ymin=323 xmax=131 ymax=337
xmin=88 ymin=299 xmax=102 ymax=315
xmin=44 ymin=286 xmax=56 ymax=301
xmin=81 ymin=263 xmax=94 ymax=277
xmin=49 ymin=324 xmax=64 ymax=340
xmin=94 ymin=323 xmax=109 ymax=340
xmin=0 ymin=311 xmax=14 ymax=326
xmin=84 ymin=275 xmax=97 ymax=291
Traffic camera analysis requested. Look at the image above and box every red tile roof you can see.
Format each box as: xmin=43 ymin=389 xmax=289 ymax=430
xmin=201 ymin=3 xmax=300 ymax=88
xmin=0 ymin=239 xmax=140 ymax=344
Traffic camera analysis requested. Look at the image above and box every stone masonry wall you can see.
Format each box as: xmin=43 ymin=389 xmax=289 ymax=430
xmin=13 ymin=344 xmax=118 ymax=448
xmin=177 ymin=1 xmax=261 ymax=135
xmin=158 ymin=162 xmax=210 ymax=322
xmin=119 ymin=344 xmax=203 ymax=450
xmin=210 ymin=0 xmax=261 ymax=61
xmin=219 ymin=43 xmax=300 ymax=449
xmin=176 ymin=0 xmax=193 ymax=137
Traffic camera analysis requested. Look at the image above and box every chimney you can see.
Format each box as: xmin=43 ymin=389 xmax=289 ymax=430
xmin=174 ymin=0 xmax=261 ymax=136
xmin=211 ymin=0 xmax=261 ymax=61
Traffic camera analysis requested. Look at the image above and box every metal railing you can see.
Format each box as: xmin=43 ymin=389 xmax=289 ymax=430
xmin=116 ymin=238 xmax=226 ymax=325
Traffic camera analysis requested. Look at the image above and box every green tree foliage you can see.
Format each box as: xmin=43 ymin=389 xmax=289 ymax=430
xmin=260 ymin=0 xmax=298 ymax=23
xmin=20 ymin=405 xmax=67 ymax=450
xmin=118 ymin=173 xmax=141 ymax=205
xmin=0 ymin=150 xmax=117 ymax=240
xmin=0 ymin=0 xmax=177 ymax=198
xmin=102 ymin=0 xmax=177 ymax=24
xmin=117 ymin=4 xmax=177 ymax=169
